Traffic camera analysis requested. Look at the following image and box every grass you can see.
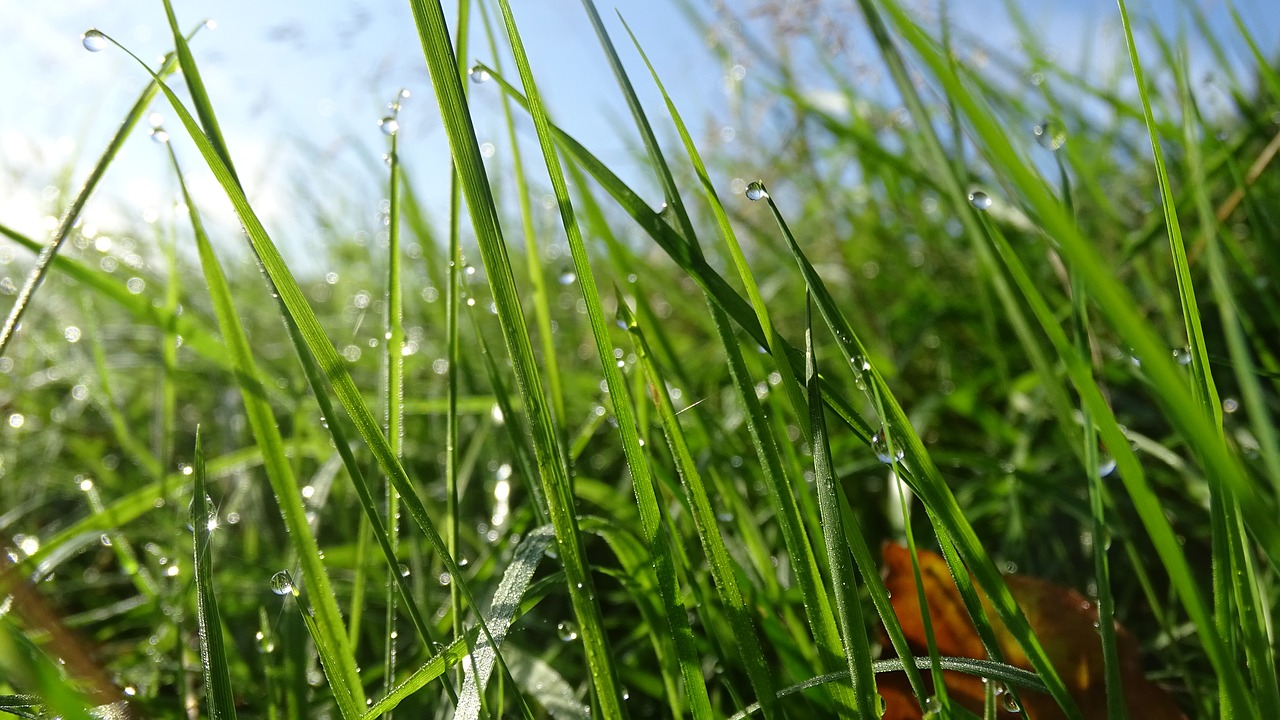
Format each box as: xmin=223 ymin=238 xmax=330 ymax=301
xmin=1 ymin=0 xmax=1279 ymax=718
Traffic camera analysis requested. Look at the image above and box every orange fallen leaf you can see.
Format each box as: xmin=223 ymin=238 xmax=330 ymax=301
xmin=878 ymin=542 xmax=1185 ymax=719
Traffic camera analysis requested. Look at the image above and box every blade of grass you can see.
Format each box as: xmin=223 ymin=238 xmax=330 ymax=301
xmin=178 ymin=146 xmax=364 ymax=713
xmin=191 ymin=428 xmax=237 ymax=720
xmin=476 ymin=0 xmax=566 ymax=431
xmin=1058 ymin=153 xmax=1126 ymax=720
xmin=455 ymin=525 xmax=555 ymax=720
xmin=0 ymin=24 xmax=200 ymax=360
xmin=750 ymin=176 xmax=1078 ymax=716
xmin=382 ymin=87 xmax=408 ymax=714
xmin=619 ymin=296 xmax=778 ymax=719
xmin=403 ymin=1 xmax=626 ymax=715
xmin=1180 ymin=61 xmax=1280 ymax=718
xmin=850 ymin=0 xmax=1274 ymax=714
xmin=802 ymin=296 xmax=877 ymax=717
xmin=492 ymin=3 xmax=712 ymax=716
xmin=572 ymin=8 xmax=855 ymax=711
xmin=726 ymin=656 xmax=1051 ymax=720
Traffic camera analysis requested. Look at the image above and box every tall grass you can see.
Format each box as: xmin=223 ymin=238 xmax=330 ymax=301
xmin=1 ymin=0 xmax=1277 ymax=718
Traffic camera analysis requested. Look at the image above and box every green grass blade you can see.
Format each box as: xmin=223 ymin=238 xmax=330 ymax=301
xmin=565 ymin=9 xmax=856 ymax=709
xmin=726 ymin=656 xmax=1051 ymax=720
xmin=802 ymin=297 xmax=877 ymax=716
xmin=750 ymin=175 xmax=1078 ymax=716
xmin=617 ymin=14 xmax=811 ymax=447
xmin=191 ymin=428 xmax=238 ymax=720
xmin=1180 ymin=61 xmax=1280 ymax=719
xmin=403 ymin=1 xmax=626 ymax=715
xmin=476 ymin=0 xmax=566 ymax=430
xmin=456 ymin=526 xmax=555 ymax=720
xmin=492 ymin=4 xmax=710 ymax=715
xmin=382 ymin=88 xmax=408 ymax=711
xmin=619 ymin=297 xmax=778 ymax=718
xmin=0 ymin=25 xmax=195 ymax=360
xmin=159 ymin=0 xmax=239 ymax=183
xmin=179 ymin=149 xmax=365 ymax=712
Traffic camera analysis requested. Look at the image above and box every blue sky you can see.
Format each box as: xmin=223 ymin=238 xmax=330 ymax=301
xmin=1 ymin=0 xmax=1276 ymax=267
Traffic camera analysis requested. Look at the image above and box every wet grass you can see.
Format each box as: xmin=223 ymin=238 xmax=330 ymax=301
xmin=1 ymin=0 xmax=1278 ymax=718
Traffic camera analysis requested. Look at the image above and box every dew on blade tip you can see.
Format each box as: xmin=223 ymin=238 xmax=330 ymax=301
xmin=82 ymin=29 xmax=108 ymax=52
xmin=968 ymin=191 xmax=993 ymax=210
xmin=269 ymin=570 xmax=295 ymax=596
xmin=745 ymin=181 xmax=768 ymax=201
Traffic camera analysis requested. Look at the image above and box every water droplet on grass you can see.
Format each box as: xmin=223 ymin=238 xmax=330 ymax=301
xmin=148 ymin=128 xmax=169 ymax=144
xmin=745 ymin=181 xmax=768 ymax=201
xmin=1098 ymin=456 xmax=1117 ymax=477
xmin=379 ymin=117 xmax=399 ymax=136
xmin=1173 ymin=347 xmax=1192 ymax=365
xmin=871 ymin=428 xmax=904 ymax=464
xmin=82 ymin=29 xmax=108 ymax=52
xmin=1034 ymin=120 xmax=1066 ymax=150
xmin=187 ymin=494 xmax=217 ymax=532
xmin=269 ymin=570 xmax=295 ymax=596
xmin=557 ymin=620 xmax=579 ymax=641
xmin=968 ymin=191 xmax=993 ymax=210
xmin=468 ymin=66 xmax=490 ymax=84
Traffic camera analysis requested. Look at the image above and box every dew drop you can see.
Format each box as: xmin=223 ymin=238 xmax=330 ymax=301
xmin=871 ymin=428 xmax=904 ymax=464
xmin=1033 ymin=120 xmax=1066 ymax=150
xmin=379 ymin=117 xmax=399 ymax=136
xmin=82 ymin=29 xmax=108 ymax=52
xmin=922 ymin=695 xmax=941 ymax=718
xmin=149 ymin=128 xmax=170 ymax=144
xmin=556 ymin=620 xmax=579 ymax=641
xmin=468 ymin=66 xmax=490 ymax=84
xmin=398 ymin=563 xmax=411 ymax=577
xmin=1172 ymin=347 xmax=1192 ymax=365
xmin=269 ymin=570 xmax=295 ymax=596
xmin=968 ymin=191 xmax=993 ymax=210
xmin=187 ymin=494 xmax=217 ymax=532
xmin=558 ymin=269 xmax=576 ymax=285
xmin=1097 ymin=456 xmax=1117 ymax=477
xmin=745 ymin=181 xmax=768 ymax=201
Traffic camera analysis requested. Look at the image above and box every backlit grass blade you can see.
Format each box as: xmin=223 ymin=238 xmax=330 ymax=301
xmin=477 ymin=0 xmax=566 ymax=429
xmin=617 ymin=13 xmax=812 ymax=445
xmin=191 ymin=428 xmax=237 ymax=720
xmin=1179 ymin=62 xmax=1280 ymax=718
xmin=381 ymin=88 xmax=408 ymax=712
xmin=178 ymin=144 xmax=364 ymax=712
xmin=619 ymin=297 xmax=778 ymax=719
xmin=404 ymin=1 xmax=626 ymax=715
xmin=0 ymin=24 xmax=198 ymax=360
xmin=852 ymin=0 xmax=1272 ymax=714
xmin=492 ymin=2 xmax=712 ymax=717
xmin=1058 ymin=161 xmax=1126 ymax=720
xmin=571 ymin=8 xmax=854 ymax=710
xmin=0 ymin=222 xmax=231 ymax=374
xmin=456 ymin=525 xmax=555 ymax=720
xmin=802 ymin=297 xmax=877 ymax=716
xmin=726 ymin=656 xmax=1051 ymax=720
xmin=750 ymin=176 xmax=1078 ymax=716
xmin=101 ymin=16 xmax=510 ymax=712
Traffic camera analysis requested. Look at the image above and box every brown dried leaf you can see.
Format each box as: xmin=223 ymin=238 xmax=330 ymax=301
xmin=878 ymin=542 xmax=1184 ymax=719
